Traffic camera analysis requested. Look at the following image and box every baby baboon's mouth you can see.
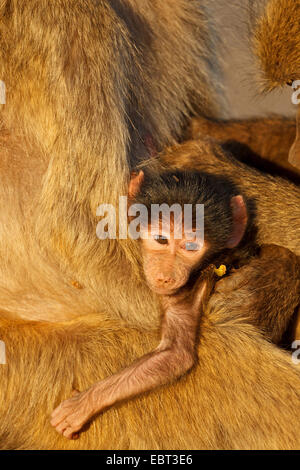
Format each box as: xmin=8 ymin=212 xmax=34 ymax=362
xmin=150 ymin=285 xmax=180 ymax=296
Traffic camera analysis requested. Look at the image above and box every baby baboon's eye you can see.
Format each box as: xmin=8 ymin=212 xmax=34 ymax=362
xmin=154 ymin=235 xmax=168 ymax=245
xmin=286 ymin=79 xmax=294 ymax=86
xmin=185 ymin=242 xmax=199 ymax=251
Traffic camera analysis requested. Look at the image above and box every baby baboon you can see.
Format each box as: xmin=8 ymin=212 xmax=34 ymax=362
xmin=51 ymin=169 xmax=299 ymax=439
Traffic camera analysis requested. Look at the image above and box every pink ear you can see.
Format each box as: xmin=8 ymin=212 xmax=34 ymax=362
xmin=128 ymin=170 xmax=144 ymax=199
xmin=226 ymin=195 xmax=248 ymax=248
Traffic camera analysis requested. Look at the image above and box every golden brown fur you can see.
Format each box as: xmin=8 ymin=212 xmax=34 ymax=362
xmin=2 ymin=286 xmax=300 ymax=450
xmin=186 ymin=0 xmax=300 ymax=180
xmin=1 ymin=1 xmax=300 ymax=451
xmin=253 ymin=0 xmax=300 ymax=91
xmin=187 ymin=115 xmax=300 ymax=180
xmin=0 ymin=0 xmax=225 ymax=327
xmin=2 ymin=129 xmax=300 ymax=448
xmin=252 ymin=0 xmax=300 ymax=169
xmin=214 ymin=244 xmax=300 ymax=345
xmin=158 ymin=138 xmax=300 ymax=256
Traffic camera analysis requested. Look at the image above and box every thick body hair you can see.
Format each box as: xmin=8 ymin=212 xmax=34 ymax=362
xmin=185 ymin=0 xmax=300 ymax=180
xmin=0 ymin=0 xmax=225 ymax=327
xmin=186 ymin=115 xmax=300 ymax=181
xmin=1 ymin=275 xmax=300 ymax=451
xmin=158 ymin=138 xmax=300 ymax=256
xmin=252 ymin=0 xmax=300 ymax=91
xmin=214 ymin=244 xmax=300 ymax=345
xmin=252 ymin=0 xmax=300 ymax=169
xmin=0 ymin=1 xmax=300 ymax=450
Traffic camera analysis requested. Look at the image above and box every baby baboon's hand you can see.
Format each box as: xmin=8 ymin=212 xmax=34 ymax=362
xmin=51 ymin=389 xmax=95 ymax=440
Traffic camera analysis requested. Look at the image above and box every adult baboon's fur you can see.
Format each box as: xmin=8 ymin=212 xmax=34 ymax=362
xmin=0 ymin=0 xmax=225 ymax=327
xmin=157 ymin=138 xmax=300 ymax=256
xmin=187 ymin=0 xmax=300 ymax=181
xmin=1 ymin=286 xmax=300 ymax=450
xmin=187 ymin=115 xmax=300 ymax=181
xmin=252 ymin=0 xmax=300 ymax=170
xmin=252 ymin=0 xmax=300 ymax=92
xmin=1 ymin=0 xmax=300 ymax=450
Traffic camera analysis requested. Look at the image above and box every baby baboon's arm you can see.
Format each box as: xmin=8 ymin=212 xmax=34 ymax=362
xmin=51 ymin=280 xmax=210 ymax=440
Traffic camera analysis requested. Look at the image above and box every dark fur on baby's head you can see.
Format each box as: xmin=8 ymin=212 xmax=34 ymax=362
xmin=134 ymin=169 xmax=249 ymax=252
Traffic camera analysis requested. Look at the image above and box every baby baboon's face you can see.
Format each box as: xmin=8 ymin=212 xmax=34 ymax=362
xmin=140 ymin=220 xmax=206 ymax=296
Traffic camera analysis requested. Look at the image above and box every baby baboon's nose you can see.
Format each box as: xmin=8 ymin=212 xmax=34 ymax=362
xmin=156 ymin=275 xmax=175 ymax=286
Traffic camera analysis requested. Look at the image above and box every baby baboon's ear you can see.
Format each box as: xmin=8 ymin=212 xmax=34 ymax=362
xmin=128 ymin=170 xmax=144 ymax=199
xmin=289 ymin=107 xmax=300 ymax=170
xmin=226 ymin=195 xmax=248 ymax=248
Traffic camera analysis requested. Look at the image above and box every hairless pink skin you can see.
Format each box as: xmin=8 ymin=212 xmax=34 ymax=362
xmin=50 ymin=278 xmax=210 ymax=440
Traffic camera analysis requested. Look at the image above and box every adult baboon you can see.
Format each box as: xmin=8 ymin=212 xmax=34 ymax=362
xmin=187 ymin=0 xmax=300 ymax=179
xmin=0 ymin=1 xmax=298 ymax=324
xmin=0 ymin=0 xmax=224 ymax=327
xmin=253 ymin=0 xmax=300 ymax=93
xmin=253 ymin=0 xmax=300 ymax=170
xmin=1 ymin=0 xmax=300 ymax=451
